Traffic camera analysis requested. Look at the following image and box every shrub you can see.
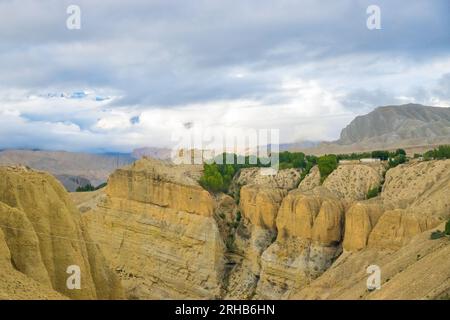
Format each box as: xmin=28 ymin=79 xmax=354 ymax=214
xmin=371 ymin=150 xmax=390 ymax=161
xmin=225 ymin=234 xmax=236 ymax=251
xmin=388 ymin=154 xmax=406 ymax=168
xmin=76 ymin=184 xmax=95 ymax=192
xmin=199 ymin=163 xmax=225 ymax=192
xmin=236 ymin=211 xmax=242 ymax=222
xmin=423 ymin=145 xmax=450 ymax=160
xmin=445 ymin=219 xmax=450 ymax=236
xmin=430 ymin=230 xmax=445 ymax=240
xmin=366 ymin=186 xmax=380 ymax=199
xmin=318 ymin=154 xmax=338 ymax=183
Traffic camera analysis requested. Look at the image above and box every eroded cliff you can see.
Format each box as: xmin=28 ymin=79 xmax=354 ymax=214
xmin=82 ymin=158 xmax=225 ymax=299
xmin=0 ymin=166 xmax=124 ymax=299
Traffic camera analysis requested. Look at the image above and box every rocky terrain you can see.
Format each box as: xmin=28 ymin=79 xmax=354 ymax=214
xmin=80 ymin=158 xmax=225 ymax=299
xmin=296 ymin=104 xmax=450 ymax=155
xmin=339 ymin=104 xmax=450 ymax=145
xmin=1 ymin=155 xmax=449 ymax=300
xmin=0 ymin=166 xmax=124 ymax=299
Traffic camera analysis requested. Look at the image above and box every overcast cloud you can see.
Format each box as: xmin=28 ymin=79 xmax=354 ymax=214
xmin=0 ymin=0 xmax=449 ymax=152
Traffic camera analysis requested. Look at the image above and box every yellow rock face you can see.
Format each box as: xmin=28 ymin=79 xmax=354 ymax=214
xmin=0 ymin=228 xmax=67 ymax=300
xmin=292 ymin=222 xmax=450 ymax=300
xmin=239 ymin=186 xmax=287 ymax=230
xmin=226 ymin=185 xmax=286 ymax=299
xmin=82 ymin=158 xmax=225 ymax=299
xmin=0 ymin=166 xmax=124 ymax=300
xmin=343 ymin=201 xmax=385 ymax=251
xmin=255 ymin=189 xmax=345 ymax=299
xmin=323 ymin=163 xmax=384 ymax=202
xmin=382 ymin=160 xmax=450 ymax=212
xmin=367 ymin=209 xmax=442 ymax=249
xmin=343 ymin=160 xmax=450 ymax=251
xmin=107 ymin=159 xmax=214 ymax=217
xmin=298 ymin=166 xmax=320 ymax=192
xmin=276 ymin=189 xmax=344 ymax=244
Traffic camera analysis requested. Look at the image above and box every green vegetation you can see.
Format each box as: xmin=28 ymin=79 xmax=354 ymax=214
xmin=198 ymin=146 xmax=448 ymax=194
xmin=424 ymin=145 xmax=450 ymax=160
xmin=430 ymin=230 xmax=446 ymax=240
xmin=317 ymin=154 xmax=338 ymax=183
xmin=336 ymin=152 xmax=371 ymax=161
xmin=366 ymin=185 xmax=381 ymax=199
xmin=75 ymin=182 xmax=107 ymax=192
xmin=388 ymin=153 xmax=407 ymax=168
xmin=76 ymin=184 xmax=95 ymax=192
xmin=199 ymin=152 xmax=317 ymax=193
xmin=225 ymin=234 xmax=236 ymax=251
xmin=445 ymin=219 xmax=450 ymax=236
xmin=371 ymin=150 xmax=390 ymax=161
xmin=199 ymin=163 xmax=233 ymax=193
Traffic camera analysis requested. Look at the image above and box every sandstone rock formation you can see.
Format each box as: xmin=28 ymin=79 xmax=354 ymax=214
xmin=0 ymin=166 xmax=124 ymax=299
xmin=298 ymin=163 xmax=385 ymax=203
xmin=82 ymin=158 xmax=225 ymax=299
xmin=323 ymin=163 xmax=384 ymax=202
xmin=342 ymin=160 xmax=450 ymax=251
xmin=342 ymin=201 xmax=386 ymax=251
xmin=3 ymin=155 xmax=448 ymax=300
xmin=0 ymin=228 xmax=66 ymax=300
xmin=255 ymin=188 xmax=345 ymax=299
xmin=229 ymin=167 xmax=301 ymax=197
xmin=225 ymin=186 xmax=287 ymax=299
xmin=298 ymin=166 xmax=320 ymax=192
xmin=228 ymin=159 xmax=449 ymax=299
xmin=293 ymin=222 xmax=450 ymax=300
xmin=224 ymin=166 xmax=303 ymax=299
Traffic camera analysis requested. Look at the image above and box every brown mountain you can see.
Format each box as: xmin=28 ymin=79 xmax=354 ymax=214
xmin=296 ymin=104 xmax=450 ymax=155
xmin=0 ymin=150 xmax=134 ymax=187
xmin=338 ymin=103 xmax=450 ymax=145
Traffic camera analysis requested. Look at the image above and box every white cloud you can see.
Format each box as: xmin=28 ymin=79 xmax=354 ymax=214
xmin=0 ymin=1 xmax=448 ymax=151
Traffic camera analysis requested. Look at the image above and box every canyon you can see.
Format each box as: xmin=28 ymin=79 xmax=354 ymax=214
xmin=1 ymin=153 xmax=447 ymax=299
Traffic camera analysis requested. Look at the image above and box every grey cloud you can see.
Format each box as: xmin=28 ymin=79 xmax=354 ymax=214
xmin=341 ymin=88 xmax=399 ymax=112
xmin=0 ymin=0 xmax=449 ymax=151
xmin=0 ymin=0 xmax=449 ymax=106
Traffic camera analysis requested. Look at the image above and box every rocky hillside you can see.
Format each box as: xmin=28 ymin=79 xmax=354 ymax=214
xmin=227 ymin=160 xmax=449 ymax=299
xmin=1 ymin=157 xmax=449 ymax=300
xmin=338 ymin=104 xmax=450 ymax=145
xmin=0 ymin=166 xmax=124 ymax=299
xmin=296 ymin=104 xmax=450 ymax=155
xmin=81 ymin=158 xmax=225 ymax=299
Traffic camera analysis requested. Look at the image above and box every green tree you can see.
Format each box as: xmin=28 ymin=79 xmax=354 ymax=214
xmin=445 ymin=219 xmax=450 ymax=236
xmin=371 ymin=150 xmax=390 ymax=160
xmin=76 ymin=184 xmax=95 ymax=192
xmin=317 ymin=154 xmax=338 ymax=182
xmin=388 ymin=154 xmax=406 ymax=168
xmin=367 ymin=186 xmax=380 ymax=199
xmin=199 ymin=163 xmax=225 ymax=192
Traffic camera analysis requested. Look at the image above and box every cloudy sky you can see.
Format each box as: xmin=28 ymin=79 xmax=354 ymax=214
xmin=0 ymin=0 xmax=449 ymax=152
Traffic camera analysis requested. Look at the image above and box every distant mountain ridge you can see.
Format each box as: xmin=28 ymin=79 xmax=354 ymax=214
xmin=0 ymin=150 xmax=134 ymax=188
xmin=292 ymin=104 xmax=450 ymax=155
xmin=338 ymin=103 xmax=450 ymax=145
